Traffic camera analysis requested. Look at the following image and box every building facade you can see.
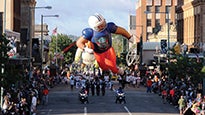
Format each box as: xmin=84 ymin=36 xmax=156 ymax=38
xmin=0 ymin=0 xmax=21 ymax=57
xmin=21 ymin=0 xmax=36 ymax=57
xmin=136 ymin=0 xmax=177 ymax=42
xmin=176 ymin=0 xmax=205 ymax=51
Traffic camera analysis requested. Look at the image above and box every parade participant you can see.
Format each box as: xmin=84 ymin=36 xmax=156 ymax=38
xmin=76 ymin=13 xmax=133 ymax=75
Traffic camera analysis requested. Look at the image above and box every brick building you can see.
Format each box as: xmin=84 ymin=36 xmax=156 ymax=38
xmin=176 ymin=0 xmax=205 ymax=51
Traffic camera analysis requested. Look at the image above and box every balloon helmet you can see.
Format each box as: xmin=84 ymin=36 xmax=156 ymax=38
xmin=88 ymin=13 xmax=106 ymax=31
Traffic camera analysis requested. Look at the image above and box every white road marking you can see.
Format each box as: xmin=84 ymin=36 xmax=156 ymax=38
xmin=46 ymin=109 xmax=52 ymax=115
xmin=84 ymin=107 xmax=87 ymax=115
xmin=124 ymin=106 xmax=132 ymax=115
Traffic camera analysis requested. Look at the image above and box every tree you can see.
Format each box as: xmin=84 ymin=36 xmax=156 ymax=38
xmin=112 ymin=34 xmax=124 ymax=54
xmin=112 ymin=34 xmax=128 ymax=66
xmin=0 ymin=34 xmax=11 ymax=87
xmin=168 ymin=55 xmax=204 ymax=84
xmin=49 ymin=33 xmax=77 ymax=66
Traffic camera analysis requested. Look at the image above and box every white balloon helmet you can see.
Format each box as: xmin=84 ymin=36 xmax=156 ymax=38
xmin=88 ymin=13 xmax=106 ymax=31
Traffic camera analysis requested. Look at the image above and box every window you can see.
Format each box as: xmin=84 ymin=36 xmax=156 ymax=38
xmin=155 ymin=0 xmax=161 ymax=6
xmin=155 ymin=19 xmax=160 ymax=26
xmin=147 ymin=19 xmax=151 ymax=26
xmin=129 ymin=15 xmax=136 ymax=29
xmin=147 ymin=6 xmax=152 ymax=12
xmin=166 ymin=19 xmax=170 ymax=23
xmin=165 ymin=13 xmax=170 ymax=20
xmin=166 ymin=0 xmax=171 ymax=6
xmin=166 ymin=6 xmax=171 ymax=13
xmin=155 ymin=6 xmax=160 ymax=13
xmin=146 ymin=0 xmax=152 ymax=6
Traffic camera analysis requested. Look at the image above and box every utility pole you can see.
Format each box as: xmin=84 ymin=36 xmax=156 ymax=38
xmin=0 ymin=11 xmax=4 ymax=110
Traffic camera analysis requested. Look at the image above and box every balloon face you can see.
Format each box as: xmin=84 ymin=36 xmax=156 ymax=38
xmin=82 ymin=52 xmax=95 ymax=65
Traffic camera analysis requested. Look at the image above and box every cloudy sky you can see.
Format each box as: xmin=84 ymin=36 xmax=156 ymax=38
xmin=35 ymin=0 xmax=137 ymax=36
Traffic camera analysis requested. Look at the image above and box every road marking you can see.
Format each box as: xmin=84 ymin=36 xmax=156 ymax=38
xmin=84 ymin=107 xmax=87 ymax=115
xmin=124 ymin=106 xmax=132 ymax=115
xmin=48 ymin=109 xmax=52 ymax=115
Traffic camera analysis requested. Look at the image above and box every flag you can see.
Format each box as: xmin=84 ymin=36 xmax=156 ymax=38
xmin=52 ymin=27 xmax=57 ymax=35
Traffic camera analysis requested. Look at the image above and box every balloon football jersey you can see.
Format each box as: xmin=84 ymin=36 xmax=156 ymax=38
xmin=82 ymin=22 xmax=117 ymax=53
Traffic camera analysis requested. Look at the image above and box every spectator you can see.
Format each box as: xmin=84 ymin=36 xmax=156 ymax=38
xmin=42 ymin=87 xmax=49 ymax=105
xmin=201 ymin=96 xmax=205 ymax=111
xmin=2 ymin=95 xmax=10 ymax=114
xmin=146 ymin=78 xmax=152 ymax=93
xmin=169 ymin=88 xmax=175 ymax=104
xmin=191 ymin=101 xmax=202 ymax=115
xmin=19 ymin=97 xmax=29 ymax=115
xmin=31 ymin=92 xmax=37 ymax=115
xmin=178 ymin=95 xmax=186 ymax=115
xmin=162 ymin=89 xmax=167 ymax=104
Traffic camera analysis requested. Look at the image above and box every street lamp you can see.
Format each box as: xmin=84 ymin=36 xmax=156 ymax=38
xmin=28 ymin=6 xmax=52 ymax=79
xmin=144 ymin=11 xmax=170 ymax=62
xmin=41 ymin=14 xmax=59 ymax=71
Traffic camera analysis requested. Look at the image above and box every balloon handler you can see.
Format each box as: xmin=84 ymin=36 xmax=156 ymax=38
xmin=75 ymin=13 xmax=133 ymax=76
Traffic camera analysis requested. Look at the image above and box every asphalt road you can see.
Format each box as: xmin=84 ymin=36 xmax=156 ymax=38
xmin=37 ymin=82 xmax=179 ymax=115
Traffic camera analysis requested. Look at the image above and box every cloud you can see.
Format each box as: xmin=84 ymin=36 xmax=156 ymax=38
xmin=35 ymin=0 xmax=136 ymax=36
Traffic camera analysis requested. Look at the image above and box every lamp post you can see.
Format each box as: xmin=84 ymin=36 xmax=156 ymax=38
xmin=41 ymin=14 xmax=59 ymax=71
xmin=28 ymin=6 xmax=52 ymax=79
xmin=144 ymin=11 xmax=170 ymax=62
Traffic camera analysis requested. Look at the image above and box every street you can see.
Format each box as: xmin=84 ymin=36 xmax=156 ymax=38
xmin=37 ymin=82 xmax=179 ymax=115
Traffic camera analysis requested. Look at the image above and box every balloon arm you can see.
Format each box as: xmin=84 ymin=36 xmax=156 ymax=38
xmin=115 ymin=27 xmax=132 ymax=39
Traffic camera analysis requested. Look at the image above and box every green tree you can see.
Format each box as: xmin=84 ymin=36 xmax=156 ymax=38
xmin=168 ymin=55 xmax=204 ymax=84
xmin=112 ymin=34 xmax=128 ymax=66
xmin=49 ymin=34 xmax=77 ymax=66
xmin=112 ymin=34 xmax=124 ymax=54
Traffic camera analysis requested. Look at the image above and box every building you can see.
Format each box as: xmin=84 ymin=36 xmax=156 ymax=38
xmin=21 ymin=0 xmax=37 ymax=57
xmin=176 ymin=0 xmax=205 ymax=52
xmin=0 ymin=0 xmax=21 ymax=57
xmin=34 ymin=24 xmax=49 ymax=37
xmin=126 ymin=0 xmax=178 ymax=65
xmin=34 ymin=24 xmax=51 ymax=64
xmin=136 ymin=0 xmax=177 ymax=43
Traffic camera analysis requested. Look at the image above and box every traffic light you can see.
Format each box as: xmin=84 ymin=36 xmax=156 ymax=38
xmin=160 ymin=39 xmax=167 ymax=54
xmin=32 ymin=38 xmax=41 ymax=63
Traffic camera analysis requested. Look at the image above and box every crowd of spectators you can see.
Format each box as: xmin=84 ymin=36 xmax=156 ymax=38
xmin=143 ymin=68 xmax=204 ymax=115
xmin=1 ymin=67 xmax=56 ymax=115
xmin=1 ymin=65 xmax=204 ymax=115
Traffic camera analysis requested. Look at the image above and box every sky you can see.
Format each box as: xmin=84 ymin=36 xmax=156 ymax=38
xmin=35 ymin=0 xmax=137 ymax=36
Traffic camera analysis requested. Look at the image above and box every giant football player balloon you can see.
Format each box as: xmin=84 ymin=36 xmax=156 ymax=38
xmin=76 ymin=13 xmax=132 ymax=75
